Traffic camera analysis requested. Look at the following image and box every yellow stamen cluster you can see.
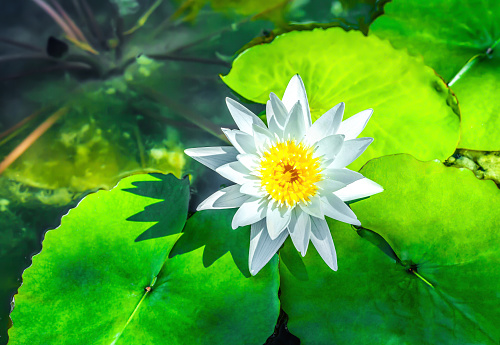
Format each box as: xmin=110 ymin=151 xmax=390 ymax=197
xmin=259 ymin=140 xmax=322 ymax=206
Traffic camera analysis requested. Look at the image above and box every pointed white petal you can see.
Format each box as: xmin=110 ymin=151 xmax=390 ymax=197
xmin=334 ymin=178 xmax=384 ymax=202
xmin=316 ymin=179 xmax=346 ymax=194
xmin=313 ymin=134 xmax=344 ymax=161
xmin=197 ymin=184 xmax=251 ymax=211
xmin=226 ymin=98 xmax=266 ymax=134
xmin=237 ymin=153 xmax=259 ymax=171
xmin=231 ymin=198 xmax=268 ymax=229
xmin=269 ymin=93 xmax=288 ymax=128
xmin=323 ymin=168 xmax=364 ymax=185
xmin=305 ymin=102 xmax=344 ymax=145
xmin=288 ymin=208 xmax=311 ymax=256
xmin=240 ymin=180 xmax=265 ymax=198
xmin=222 ymin=128 xmax=257 ymax=154
xmin=184 ymin=146 xmax=238 ymax=171
xmin=283 ymin=101 xmax=307 ymax=140
xmin=321 ymin=194 xmax=361 ymax=226
xmin=310 ymin=216 xmax=337 ymax=271
xmin=299 ymin=195 xmax=324 ymax=218
xmin=267 ymin=100 xmax=283 ymax=136
xmin=329 ymin=138 xmax=373 ymax=169
xmin=252 ymin=124 xmax=274 ymax=152
xmin=266 ymin=204 xmax=292 ymax=240
xmin=249 ymin=219 xmax=288 ymax=275
xmin=216 ymin=161 xmax=256 ymax=185
xmin=282 ymin=75 xmax=312 ymax=128
xmin=337 ymin=109 xmax=373 ymax=140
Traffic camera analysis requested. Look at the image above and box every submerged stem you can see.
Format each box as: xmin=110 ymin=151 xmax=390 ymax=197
xmin=0 ymin=107 xmax=68 ymax=175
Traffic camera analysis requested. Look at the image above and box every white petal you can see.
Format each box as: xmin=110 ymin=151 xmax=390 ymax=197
xmin=266 ymin=205 xmax=292 ymax=240
xmin=231 ymin=198 xmax=268 ymax=229
xmin=240 ymin=180 xmax=265 ymax=198
xmin=337 ymin=109 xmax=373 ymax=140
xmin=184 ymin=146 xmax=238 ymax=171
xmin=249 ymin=219 xmax=288 ymax=276
xmin=197 ymin=185 xmax=250 ymax=211
xmin=323 ymin=168 xmax=364 ymax=185
xmin=252 ymin=124 xmax=274 ymax=152
xmin=282 ymin=75 xmax=312 ymax=129
xmin=299 ymin=195 xmax=324 ymax=218
xmin=237 ymin=153 xmax=259 ymax=171
xmin=288 ymin=208 xmax=311 ymax=256
xmin=267 ymin=100 xmax=283 ymax=136
xmin=269 ymin=93 xmax=288 ymax=128
xmin=283 ymin=101 xmax=307 ymax=140
xmin=329 ymin=138 xmax=373 ymax=169
xmin=216 ymin=161 xmax=256 ymax=185
xmin=313 ymin=134 xmax=345 ymax=162
xmin=226 ymin=98 xmax=266 ymax=135
xmin=321 ymin=194 xmax=361 ymax=226
xmin=316 ymin=179 xmax=346 ymax=194
xmin=222 ymin=128 xmax=257 ymax=154
xmin=305 ymin=102 xmax=344 ymax=145
xmin=310 ymin=216 xmax=337 ymax=271
xmin=334 ymin=178 xmax=384 ymax=202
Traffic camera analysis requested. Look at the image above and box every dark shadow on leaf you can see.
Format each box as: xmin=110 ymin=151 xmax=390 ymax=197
xmin=279 ymin=238 xmax=309 ymax=281
xmin=123 ymin=173 xmax=190 ymax=242
xmin=169 ymin=209 xmax=251 ymax=278
xmin=354 ymin=225 xmax=400 ymax=263
xmin=346 ymin=196 xmax=370 ymax=205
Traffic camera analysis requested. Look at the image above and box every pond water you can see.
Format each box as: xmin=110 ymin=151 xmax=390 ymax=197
xmin=0 ymin=1 xmax=378 ymax=343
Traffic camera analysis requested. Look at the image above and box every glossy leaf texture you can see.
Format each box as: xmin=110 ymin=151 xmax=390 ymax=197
xmin=9 ymin=174 xmax=279 ymax=345
xmin=280 ymin=154 xmax=500 ymax=344
xmin=222 ymin=28 xmax=460 ymax=171
xmin=370 ymin=0 xmax=500 ymax=150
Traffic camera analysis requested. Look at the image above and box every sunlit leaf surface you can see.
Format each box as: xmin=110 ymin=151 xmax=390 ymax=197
xmin=9 ymin=174 xmax=279 ymax=344
xmin=222 ymin=28 xmax=460 ymax=170
xmin=280 ymin=154 xmax=500 ymax=344
xmin=371 ymin=0 xmax=500 ymax=150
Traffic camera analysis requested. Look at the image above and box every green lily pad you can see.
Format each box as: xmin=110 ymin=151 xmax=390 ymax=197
xmin=280 ymin=154 xmax=500 ymax=344
xmin=370 ymin=0 xmax=500 ymax=150
xmin=222 ymin=28 xmax=460 ymax=170
xmin=169 ymin=208 xmax=252 ymax=277
xmin=9 ymin=174 xmax=279 ymax=345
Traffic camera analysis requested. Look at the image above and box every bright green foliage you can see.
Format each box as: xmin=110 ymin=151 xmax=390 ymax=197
xmin=280 ymin=154 xmax=500 ymax=344
xmin=370 ymin=0 xmax=500 ymax=150
xmin=222 ymin=28 xmax=460 ymax=170
xmin=170 ymin=209 xmax=253 ymax=277
xmin=9 ymin=174 xmax=279 ymax=345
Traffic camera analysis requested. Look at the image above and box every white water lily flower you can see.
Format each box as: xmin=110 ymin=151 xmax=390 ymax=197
xmin=185 ymin=75 xmax=383 ymax=275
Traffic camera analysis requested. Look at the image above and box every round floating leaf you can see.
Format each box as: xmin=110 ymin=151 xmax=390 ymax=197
xmin=370 ymin=0 xmax=500 ymax=150
xmin=280 ymin=155 xmax=500 ymax=344
xmin=9 ymin=174 xmax=279 ymax=345
xmin=222 ymin=28 xmax=460 ymax=170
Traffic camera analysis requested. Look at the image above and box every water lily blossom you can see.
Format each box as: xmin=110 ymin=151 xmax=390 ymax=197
xmin=185 ymin=75 xmax=383 ymax=275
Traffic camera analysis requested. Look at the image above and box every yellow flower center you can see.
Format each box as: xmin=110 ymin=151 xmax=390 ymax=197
xmin=259 ymin=140 xmax=322 ymax=206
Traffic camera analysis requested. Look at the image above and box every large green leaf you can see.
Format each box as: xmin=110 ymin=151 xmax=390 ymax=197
xmin=280 ymin=154 xmax=499 ymax=344
xmin=222 ymin=28 xmax=460 ymax=170
xmin=370 ymin=0 xmax=500 ymax=150
xmin=9 ymin=174 xmax=279 ymax=345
